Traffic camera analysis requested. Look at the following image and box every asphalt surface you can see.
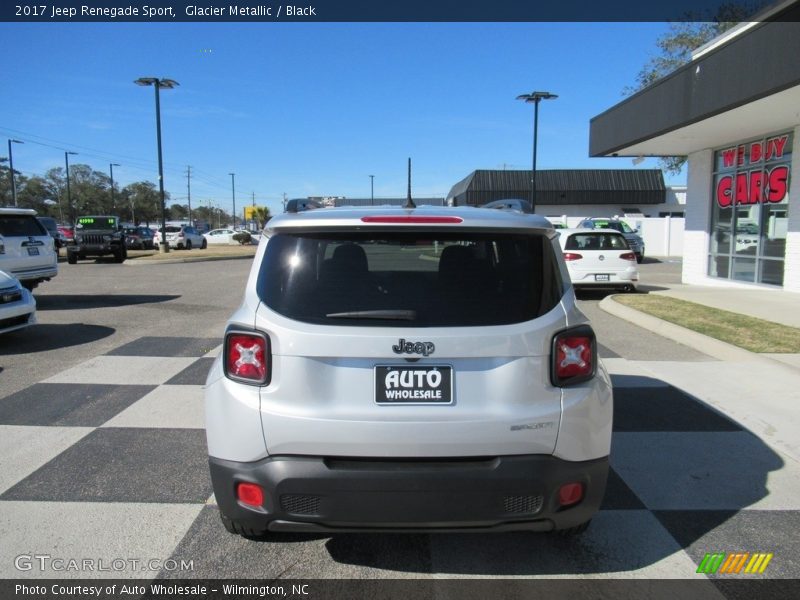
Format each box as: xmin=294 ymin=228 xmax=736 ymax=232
xmin=1 ymin=256 xmax=798 ymax=591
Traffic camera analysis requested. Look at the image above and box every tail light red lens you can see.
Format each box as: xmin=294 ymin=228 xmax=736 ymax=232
xmin=236 ymin=482 xmax=264 ymax=507
xmin=562 ymin=252 xmax=583 ymax=261
xmin=558 ymin=482 xmax=585 ymax=507
xmin=620 ymin=252 xmax=636 ymax=261
xmin=224 ymin=331 xmax=270 ymax=385
xmin=551 ymin=325 xmax=596 ymax=387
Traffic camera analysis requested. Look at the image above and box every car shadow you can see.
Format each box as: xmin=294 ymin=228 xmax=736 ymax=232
xmin=35 ymin=294 xmax=180 ymax=311
xmin=0 ymin=323 xmax=115 ymax=354
xmin=323 ymin=375 xmax=785 ymax=577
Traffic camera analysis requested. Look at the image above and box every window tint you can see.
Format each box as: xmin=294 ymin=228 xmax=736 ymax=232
xmin=257 ymin=231 xmax=563 ymax=327
xmin=0 ymin=215 xmax=48 ymax=237
xmin=565 ymin=233 xmax=628 ymax=251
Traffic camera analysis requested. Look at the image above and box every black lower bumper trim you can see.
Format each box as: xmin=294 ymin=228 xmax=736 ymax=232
xmin=210 ymin=454 xmax=609 ymax=534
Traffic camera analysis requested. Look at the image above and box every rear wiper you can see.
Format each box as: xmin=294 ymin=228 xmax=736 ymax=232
xmin=325 ymin=309 xmax=417 ymax=320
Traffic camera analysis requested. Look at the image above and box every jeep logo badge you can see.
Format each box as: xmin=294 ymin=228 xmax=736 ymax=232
xmin=392 ymin=338 xmax=435 ymax=357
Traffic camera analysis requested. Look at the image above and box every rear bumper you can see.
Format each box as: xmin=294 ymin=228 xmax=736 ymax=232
xmin=210 ymin=454 xmax=608 ymax=533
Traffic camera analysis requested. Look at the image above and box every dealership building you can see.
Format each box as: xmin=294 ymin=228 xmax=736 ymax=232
xmin=590 ymin=0 xmax=800 ymax=291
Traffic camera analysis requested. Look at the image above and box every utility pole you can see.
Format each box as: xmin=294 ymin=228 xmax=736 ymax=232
xmin=282 ymin=192 xmax=287 ymax=212
xmin=186 ymin=166 xmax=192 ymax=226
xmin=229 ymin=173 xmax=236 ymax=229
xmin=251 ymin=191 xmax=256 ymax=231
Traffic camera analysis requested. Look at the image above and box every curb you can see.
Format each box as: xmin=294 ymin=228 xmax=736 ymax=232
xmin=599 ymin=295 xmax=800 ymax=371
xmin=123 ymin=254 xmax=255 ymax=266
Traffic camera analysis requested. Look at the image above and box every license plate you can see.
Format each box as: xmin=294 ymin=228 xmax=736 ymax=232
xmin=594 ymin=274 xmax=610 ymax=282
xmin=27 ymin=247 xmax=40 ymax=256
xmin=375 ymin=366 xmax=453 ymax=404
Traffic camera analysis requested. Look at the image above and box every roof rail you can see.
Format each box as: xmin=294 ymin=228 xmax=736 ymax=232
xmin=285 ymin=199 xmax=323 ymax=214
xmin=480 ymin=199 xmax=534 ymax=213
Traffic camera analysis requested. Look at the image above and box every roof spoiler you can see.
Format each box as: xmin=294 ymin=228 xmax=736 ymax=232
xmin=285 ymin=199 xmax=323 ymax=213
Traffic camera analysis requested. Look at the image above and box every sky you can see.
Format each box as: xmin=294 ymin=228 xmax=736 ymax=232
xmin=1 ymin=22 xmax=676 ymax=217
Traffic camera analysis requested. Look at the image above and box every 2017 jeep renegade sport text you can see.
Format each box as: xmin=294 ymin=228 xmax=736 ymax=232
xmin=205 ymin=205 xmax=613 ymax=536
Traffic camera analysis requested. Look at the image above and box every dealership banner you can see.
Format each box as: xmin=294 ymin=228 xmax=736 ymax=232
xmin=3 ymin=0 xmax=780 ymax=22
xmin=715 ymin=133 xmax=792 ymax=209
xmin=3 ymin=579 xmax=800 ymax=599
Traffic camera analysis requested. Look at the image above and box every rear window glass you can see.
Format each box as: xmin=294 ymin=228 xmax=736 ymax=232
xmin=0 ymin=215 xmax=47 ymax=237
xmin=257 ymin=231 xmax=563 ymax=327
xmin=565 ymin=233 xmax=629 ymax=251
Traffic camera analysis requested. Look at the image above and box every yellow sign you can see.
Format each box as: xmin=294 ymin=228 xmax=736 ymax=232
xmin=244 ymin=206 xmax=263 ymax=221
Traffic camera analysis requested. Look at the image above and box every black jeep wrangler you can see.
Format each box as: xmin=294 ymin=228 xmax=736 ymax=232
xmin=67 ymin=216 xmax=127 ymax=264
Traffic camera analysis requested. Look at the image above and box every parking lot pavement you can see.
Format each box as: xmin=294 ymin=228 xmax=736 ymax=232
xmin=1 ymin=334 xmax=799 ymax=583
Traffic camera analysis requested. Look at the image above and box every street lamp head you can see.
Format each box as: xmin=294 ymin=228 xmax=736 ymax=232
xmin=111 ymin=163 xmax=121 ymax=167
xmin=10 ymin=139 xmax=24 ymax=145
xmin=134 ymin=77 xmax=179 ymax=89
xmin=66 ymin=151 xmax=78 ymax=156
xmin=516 ymin=91 xmax=558 ymax=103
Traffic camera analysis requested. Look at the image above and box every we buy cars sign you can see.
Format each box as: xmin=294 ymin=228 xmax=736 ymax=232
xmin=715 ymin=134 xmax=790 ymax=208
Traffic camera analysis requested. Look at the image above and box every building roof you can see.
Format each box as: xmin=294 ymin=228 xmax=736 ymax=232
xmin=447 ymin=169 xmax=666 ymax=206
xmin=589 ymin=0 xmax=800 ymax=157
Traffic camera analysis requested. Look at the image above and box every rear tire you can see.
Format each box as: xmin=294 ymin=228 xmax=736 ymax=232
xmin=201 ymin=239 xmax=207 ymax=249
xmin=67 ymin=252 xmax=78 ymax=265
xmin=114 ymin=249 xmax=126 ymax=263
xmin=186 ymin=240 xmax=192 ymax=250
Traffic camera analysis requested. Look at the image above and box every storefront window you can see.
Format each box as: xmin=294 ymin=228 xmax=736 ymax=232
xmin=708 ymin=132 xmax=791 ymax=286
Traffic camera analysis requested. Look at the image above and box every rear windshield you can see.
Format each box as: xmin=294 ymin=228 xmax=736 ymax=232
xmin=0 ymin=214 xmax=47 ymax=237
xmin=257 ymin=231 xmax=563 ymax=327
xmin=565 ymin=233 xmax=629 ymax=251
xmin=160 ymin=226 xmax=182 ymax=233
xmin=76 ymin=217 xmax=117 ymax=230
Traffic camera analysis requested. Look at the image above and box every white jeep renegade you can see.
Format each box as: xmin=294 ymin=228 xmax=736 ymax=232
xmin=205 ymin=204 xmax=613 ymax=536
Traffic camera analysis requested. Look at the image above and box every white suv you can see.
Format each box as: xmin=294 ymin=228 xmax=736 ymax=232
xmin=0 ymin=208 xmax=58 ymax=290
xmin=205 ymin=205 xmax=613 ymax=536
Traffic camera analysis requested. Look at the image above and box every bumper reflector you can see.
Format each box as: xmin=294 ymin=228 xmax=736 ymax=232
xmin=558 ymin=482 xmax=584 ymax=507
xmin=236 ymin=482 xmax=264 ymax=507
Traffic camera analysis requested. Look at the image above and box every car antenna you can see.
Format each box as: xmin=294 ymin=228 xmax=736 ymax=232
xmin=403 ymin=157 xmax=416 ymax=209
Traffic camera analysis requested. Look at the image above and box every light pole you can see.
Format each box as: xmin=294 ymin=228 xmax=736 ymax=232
xmin=369 ymin=174 xmax=374 ymax=206
xmin=516 ymin=91 xmax=558 ymax=211
xmin=135 ymin=77 xmax=179 ymax=253
xmin=65 ymin=151 xmax=78 ymax=224
xmin=229 ymin=173 xmax=236 ymax=229
xmin=109 ymin=163 xmax=120 ymax=213
xmin=7 ymin=139 xmax=23 ymax=206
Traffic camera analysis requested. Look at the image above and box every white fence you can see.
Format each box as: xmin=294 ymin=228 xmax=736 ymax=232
xmin=549 ymin=216 xmax=686 ymax=257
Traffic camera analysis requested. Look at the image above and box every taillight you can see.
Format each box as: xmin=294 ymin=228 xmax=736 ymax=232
xmin=562 ymin=252 xmax=583 ymax=261
xmin=620 ymin=252 xmax=636 ymax=261
xmin=224 ymin=331 xmax=270 ymax=385
xmin=551 ymin=325 xmax=596 ymax=387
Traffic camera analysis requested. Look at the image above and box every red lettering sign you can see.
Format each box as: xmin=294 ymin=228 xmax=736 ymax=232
xmin=767 ymin=166 xmax=789 ymax=202
xmin=715 ymin=166 xmax=790 ymax=208
xmin=721 ymin=148 xmax=737 ymax=168
xmin=767 ymin=135 xmax=788 ymax=160
xmin=750 ymin=142 xmax=762 ymax=164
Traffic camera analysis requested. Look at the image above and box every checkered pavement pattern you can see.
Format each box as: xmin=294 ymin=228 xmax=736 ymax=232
xmin=0 ymin=337 xmax=798 ymax=582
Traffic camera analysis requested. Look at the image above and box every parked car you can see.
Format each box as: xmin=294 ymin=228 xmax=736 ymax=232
xmin=203 ymin=228 xmax=236 ymax=245
xmin=0 ymin=269 xmax=36 ymax=334
xmin=57 ymin=225 xmax=75 ymax=244
xmin=205 ymin=205 xmax=613 ymax=538
xmin=124 ymin=226 xmax=156 ymax=250
xmin=154 ymin=225 xmax=207 ymax=250
xmin=558 ymin=228 xmax=638 ymax=292
xmin=37 ymin=216 xmax=67 ymax=249
xmin=0 ymin=208 xmax=58 ymax=290
xmin=576 ymin=218 xmax=645 ymax=263
xmin=68 ymin=215 xmax=127 ymax=264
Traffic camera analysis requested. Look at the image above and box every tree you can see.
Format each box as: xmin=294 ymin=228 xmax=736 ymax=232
xmin=123 ymin=181 xmax=165 ymax=226
xmin=252 ymin=206 xmax=271 ymax=229
xmin=626 ymin=4 xmax=751 ymax=174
